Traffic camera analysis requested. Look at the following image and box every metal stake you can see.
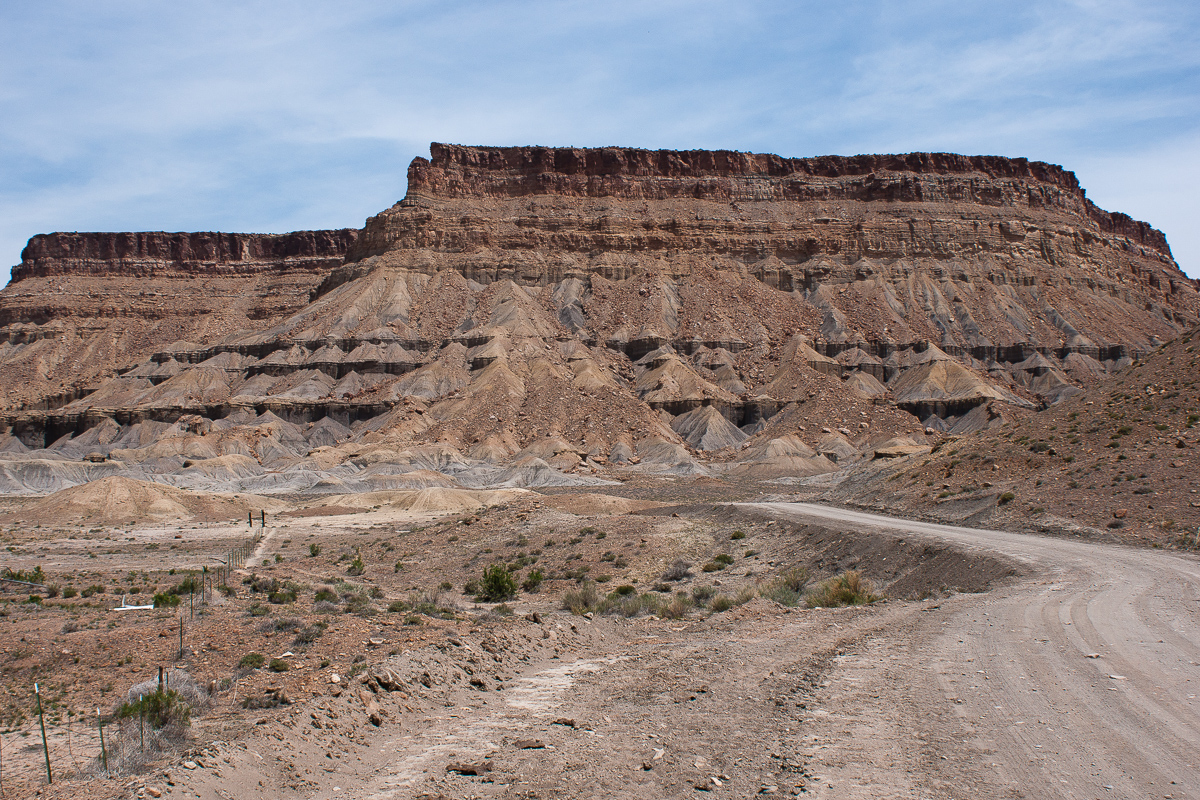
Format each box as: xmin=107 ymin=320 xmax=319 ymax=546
xmin=96 ymin=708 xmax=107 ymax=773
xmin=34 ymin=683 xmax=51 ymax=784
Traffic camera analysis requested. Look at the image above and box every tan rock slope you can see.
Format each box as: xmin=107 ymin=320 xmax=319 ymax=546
xmin=0 ymin=144 xmax=1196 ymax=495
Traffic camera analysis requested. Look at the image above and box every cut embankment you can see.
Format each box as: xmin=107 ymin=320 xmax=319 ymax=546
xmin=653 ymin=502 xmax=1025 ymax=600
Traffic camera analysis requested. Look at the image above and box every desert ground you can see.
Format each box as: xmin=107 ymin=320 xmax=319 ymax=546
xmin=1 ymin=478 xmax=1196 ymax=800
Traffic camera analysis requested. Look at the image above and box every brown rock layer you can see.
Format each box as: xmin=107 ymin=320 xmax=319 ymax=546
xmin=1 ymin=144 xmax=1197 ymax=483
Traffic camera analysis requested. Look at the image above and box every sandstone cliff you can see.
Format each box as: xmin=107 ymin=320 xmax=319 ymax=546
xmin=0 ymin=144 xmax=1196 ymax=496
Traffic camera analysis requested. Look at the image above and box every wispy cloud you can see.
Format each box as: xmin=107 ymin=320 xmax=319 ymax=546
xmin=1 ymin=0 xmax=1197 ymax=278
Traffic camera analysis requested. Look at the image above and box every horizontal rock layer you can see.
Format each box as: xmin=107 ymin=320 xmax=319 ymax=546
xmin=0 ymin=144 xmax=1197 ymax=488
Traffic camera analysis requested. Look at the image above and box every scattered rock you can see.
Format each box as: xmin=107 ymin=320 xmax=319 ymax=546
xmin=513 ymin=739 xmax=544 ymax=749
xmin=446 ymin=761 xmax=492 ymax=776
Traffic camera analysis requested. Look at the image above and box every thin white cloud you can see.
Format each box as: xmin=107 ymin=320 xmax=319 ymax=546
xmin=1 ymin=0 xmax=1197 ymax=279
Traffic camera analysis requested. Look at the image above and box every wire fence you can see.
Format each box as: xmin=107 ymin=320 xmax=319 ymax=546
xmin=0 ymin=519 xmax=266 ymax=793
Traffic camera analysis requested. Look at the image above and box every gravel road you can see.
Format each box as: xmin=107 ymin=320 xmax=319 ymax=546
xmin=747 ymin=502 xmax=1200 ymax=800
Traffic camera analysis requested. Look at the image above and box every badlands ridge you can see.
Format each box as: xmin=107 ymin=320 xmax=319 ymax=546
xmin=0 ymin=144 xmax=1196 ymax=524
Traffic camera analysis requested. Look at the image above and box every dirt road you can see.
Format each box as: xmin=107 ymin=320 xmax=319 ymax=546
xmin=148 ymin=501 xmax=1200 ymax=800
xmin=749 ymin=502 xmax=1200 ymax=800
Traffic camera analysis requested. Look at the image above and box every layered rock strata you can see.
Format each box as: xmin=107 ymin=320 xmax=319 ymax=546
xmin=0 ymin=144 xmax=1196 ymax=495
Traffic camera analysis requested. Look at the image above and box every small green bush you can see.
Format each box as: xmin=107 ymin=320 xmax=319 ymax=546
xmin=153 ymin=592 xmax=181 ymax=609
xmin=118 ymin=689 xmax=190 ymax=729
xmin=710 ymin=594 xmax=734 ymax=613
xmin=309 ymin=543 xmax=321 ymax=557
xmin=62 ymin=586 xmax=77 ymax=599
xmin=268 ymin=658 xmax=289 ymax=672
xmin=730 ymin=530 xmax=746 ymax=540
xmin=346 ymin=554 xmax=365 ymax=576
xmin=998 ymin=492 xmax=1015 ymax=505
xmin=238 ymin=652 xmax=266 ymax=670
xmin=521 ymin=569 xmax=545 ymax=593
xmin=477 ymin=564 xmax=517 ymax=601
xmin=759 ymin=567 xmax=809 ymax=607
xmin=314 ymin=588 xmax=337 ymax=603
xmin=268 ymin=588 xmax=297 ymax=604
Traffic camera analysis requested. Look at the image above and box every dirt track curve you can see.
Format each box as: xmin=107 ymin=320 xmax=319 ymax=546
xmin=747 ymin=502 xmax=1200 ymax=800
xmin=152 ymin=502 xmax=1200 ymax=800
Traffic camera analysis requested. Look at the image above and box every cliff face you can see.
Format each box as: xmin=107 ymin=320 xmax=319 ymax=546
xmin=0 ymin=145 xmax=1197 ymax=493
xmin=0 ymin=230 xmax=357 ymax=409
xmin=14 ymin=229 xmax=358 ymax=280
xmin=345 ymin=145 xmax=1194 ymax=358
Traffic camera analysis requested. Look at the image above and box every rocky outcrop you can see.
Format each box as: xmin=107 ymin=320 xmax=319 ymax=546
xmin=14 ymin=230 xmax=358 ymax=280
xmin=0 ymin=144 xmax=1197 ymax=494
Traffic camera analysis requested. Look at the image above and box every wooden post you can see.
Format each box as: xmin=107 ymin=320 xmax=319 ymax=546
xmin=34 ymin=683 xmax=51 ymax=784
xmin=96 ymin=708 xmax=107 ymax=773
xmin=158 ymin=665 xmax=164 ymax=693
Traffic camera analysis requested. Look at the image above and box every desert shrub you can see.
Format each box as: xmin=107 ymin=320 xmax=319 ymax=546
xmin=2 ymin=565 xmax=44 ymax=584
xmin=346 ymin=554 xmax=365 ymax=576
xmin=344 ymin=592 xmax=376 ymax=615
xmin=661 ymin=560 xmax=692 ymax=582
xmin=238 ymin=652 xmax=266 ymax=670
xmin=691 ymin=585 xmax=718 ymax=605
xmin=614 ymin=584 xmax=636 ymax=596
xmin=439 ymin=581 xmax=453 ymax=591
xmin=247 ymin=602 xmax=271 ymax=616
xmin=388 ymin=599 xmax=412 ymax=613
xmin=294 ymin=623 xmax=326 ymax=645
xmin=493 ymin=603 xmax=514 ymax=616
xmin=218 ymin=584 xmax=236 ymax=597
xmin=710 ymin=594 xmax=734 ymax=613
xmin=562 ymin=580 xmax=599 ymax=615
xmin=152 ymin=592 xmax=181 ymax=609
xmin=46 ymin=584 xmax=60 ymax=598
xmin=597 ymin=591 xmax=662 ymax=618
xmin=267 ymin=617 xmax=300 ymax=633
xmin=521 ymin=569 xmax=545 ymax=593
xmin=313 ymin=600 xmax=340 ymax=613
xmin=62 ymin=586 xmax=77 ymax=599
xmin=268 ymin=658 xmax=289 ymax=673
xmin=462 ymin=578 xmax=481 ymax=596
xmin=309 ymin=543 xmax=321 ymax=557
xmin=81 ymin=584 xmax=106 ymax=598
xmin=314 ymin=588 xmax=338 ymax=603
xmin=268 ymin=588 xmax=297 ymax=604
xmin=477 ymin=564 xmax=517 ymax=601
xmin=730 ymin=530 xmax=746 ymax=540
xmin=713 ymin=553 xmax=734 ymax=566
xmin=660 ymin=594 xmax=693 ymax=619
xmin=117 ymin=688 xmax=191 ymax=730
xmin=806 ymin=571 xmax=880 ymax=608
xmin=998 ymin=492 xmax=1015 ymax=505
xmin=759 ymin=567 xmax=810 ymax=607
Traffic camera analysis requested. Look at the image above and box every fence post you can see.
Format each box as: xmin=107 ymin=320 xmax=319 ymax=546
xmin=178 ymin=615 xmax=184 ymax=660
xmin=34 ymin=683 xmax=51 ymax=784
xmin=97 ymin=708 xmax=108 ymax=773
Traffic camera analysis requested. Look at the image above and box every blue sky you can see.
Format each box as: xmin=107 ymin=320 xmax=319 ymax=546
xmin=2 ymin=0 xmax=1198 ymax=282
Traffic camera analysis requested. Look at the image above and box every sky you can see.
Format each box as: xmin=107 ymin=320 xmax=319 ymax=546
xmin=1 ymin=0 xmax=1197 ymax=283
